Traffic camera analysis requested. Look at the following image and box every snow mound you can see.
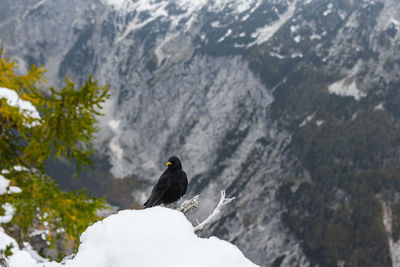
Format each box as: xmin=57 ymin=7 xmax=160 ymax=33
xmin=9 ymin=207 xmax=259 ymax=267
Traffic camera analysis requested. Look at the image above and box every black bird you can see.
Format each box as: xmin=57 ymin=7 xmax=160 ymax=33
xmin=143 ymin=156 xmax=188 ymax=208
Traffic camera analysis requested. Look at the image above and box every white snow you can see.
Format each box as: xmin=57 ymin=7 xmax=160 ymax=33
xmin=291 ymin=52 xmax=303 ymax=58
xmin=0 ymin=192 xmax=24 ymax=260
xmin=0 ymin=174 xmax=22 ymax=195
xmin=217 ymin=29 xmax=233 ymax=43
xmin=0 ymin=87 xmax=40 ymax=126
xmin=211 ymin=21 xmax=221 ymax=28
xmin=234 ymin=43 xmax=247 ymax=48
xmin=248 ymin=0 xmax=297 ymax=46
xmin=103 ymin=0 xmax=260 ymax=16
xmin=328 ymin=61 xmax=366 ymax=101
xmin=0 ymin=203 xmax=15 ymax=224
xmin=12 ymin=166 xmax=29 ymax=172
xmin=0 ymin=227 xmax=20 ymax=256
xmin=323 ymin=3 xmax=333 ymax=16
xmin=22 ymin=242 xmax=48 ymax=263
xmin=241 ymin=13 xmax=250 ymax=22
xmin=8 ymin=208 xmax=258 ymax=267
xmin=8 ymin=251 xmax=38 ymax=267
xmin=0 ymin=171 xmax=37 ymax=264
xmin=232 ymin=0 xmax=253 ymax=14
xmin=21 ymin=0 xmax=48 ymax=19
xmin=7 ymin=187 xmax=22 ymax=194
xmin=29 ymin=229 xmax=50 ymax=244
xmin=299 ymin=113 xmax=315 ymax=127
xmin=0 ymin=175 xmax=10 ymax=195
xmin=270 ymin=52 xmax=285 ymax=59
xmin=310 ymin=33 xmax=321 ymax=40
xmin=105 ymin=0 xmax=125 ymax=7
xmin=103 ymin=0 xmax=277 ymax=48
xmin=328 ymin=79 xmax=365 ymax=100
xmin=290 ymin=25 xmax=300 ymax=33
xmin=115 ymin=1 xmax=169 ymax=43
xmin=374 ymin=103 xmax=385 ymax=111
xmin=351 ymin=112 xmax=358 ymax=121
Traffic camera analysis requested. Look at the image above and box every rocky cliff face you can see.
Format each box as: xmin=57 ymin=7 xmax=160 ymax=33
xmin=2 ymin=0 xmax=400 ymax=266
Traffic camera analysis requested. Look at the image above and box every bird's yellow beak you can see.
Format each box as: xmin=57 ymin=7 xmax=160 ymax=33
xmin=166 ymin=161 xmax=172 ymax=166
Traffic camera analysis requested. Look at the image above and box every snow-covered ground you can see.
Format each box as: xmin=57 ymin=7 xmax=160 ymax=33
xmin=8 ymin=207 xmax=259 ymax=267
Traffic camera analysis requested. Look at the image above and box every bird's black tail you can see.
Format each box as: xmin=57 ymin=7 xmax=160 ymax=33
xmin=143 ymin=194 xmax=162 ymax=208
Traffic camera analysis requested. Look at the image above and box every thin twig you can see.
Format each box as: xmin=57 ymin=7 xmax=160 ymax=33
xmin=177 ymin=195 xmax=199 ymax=215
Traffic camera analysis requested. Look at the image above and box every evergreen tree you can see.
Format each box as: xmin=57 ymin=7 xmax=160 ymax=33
xmin=0 ymin=54 xmax=109 ymax=260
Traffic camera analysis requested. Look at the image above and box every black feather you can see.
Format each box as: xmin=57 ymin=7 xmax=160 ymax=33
xmin=144 ymin=156 xmax=188 ymax=208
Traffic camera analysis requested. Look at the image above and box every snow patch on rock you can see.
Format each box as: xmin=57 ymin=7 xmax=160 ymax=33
xmin=328 ymin=61 xmax=366 ymax=100
xmin=103 ymin=0 xmax=260 ymax=17
xmin=328 ymin=79 xmax=365 ymax=100
xmin=249 ymin=0 xmax=297 ymax=46
xmin=323 ymin=3 xmax=333 ymax=16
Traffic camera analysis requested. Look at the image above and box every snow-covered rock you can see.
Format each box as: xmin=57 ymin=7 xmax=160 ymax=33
xmin=9 ymin=207 xmax=258 ymax=267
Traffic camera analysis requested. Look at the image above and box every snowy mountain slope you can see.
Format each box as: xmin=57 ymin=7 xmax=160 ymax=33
xmin=2 ymin=0 xmax=400 ymax=266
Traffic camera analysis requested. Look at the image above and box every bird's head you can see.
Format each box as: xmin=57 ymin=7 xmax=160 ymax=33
xmin=166 ymin=156 xmax=182 ymax=170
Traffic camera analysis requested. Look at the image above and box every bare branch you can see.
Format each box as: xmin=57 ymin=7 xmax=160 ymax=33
xmin=177 ymin=195 xmax=199 ymax=215
xmin=194 ymin=190 xmax=235 ymax=233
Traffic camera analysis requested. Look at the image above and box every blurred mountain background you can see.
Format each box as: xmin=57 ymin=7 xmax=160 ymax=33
xmin=2 ymin=0 xmax=400 ymax=266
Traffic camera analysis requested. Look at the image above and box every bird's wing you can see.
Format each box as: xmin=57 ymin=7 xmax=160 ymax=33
xmin=143 ymin=172 xmax=170 ymax=208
